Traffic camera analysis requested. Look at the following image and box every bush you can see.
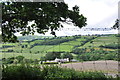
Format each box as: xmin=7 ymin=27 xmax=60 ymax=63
xmin=2 ymin=64 xmax=42 ymax=80
xmin=2 ymin=57 xmax=15 ymax=64
xmin=104 ymin=53 xmax=117 ymax=60
xmin=7 ymin=49 xmax=14 ymax=52
xmin=16 ymin=56 xmax=25 ymax=63
xmin=2 ymin=64 xmax=119 ymax=80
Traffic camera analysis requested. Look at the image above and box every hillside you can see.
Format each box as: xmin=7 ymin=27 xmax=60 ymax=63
xmin=0 ymin=34 xmax=119 ymax=60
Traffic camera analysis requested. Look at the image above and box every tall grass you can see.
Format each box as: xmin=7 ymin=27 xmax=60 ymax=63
xmin=2 ymin=64 xmax=119 ymax=80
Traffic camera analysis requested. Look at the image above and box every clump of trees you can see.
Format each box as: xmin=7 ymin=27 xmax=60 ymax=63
xmin=45 ymin=52 xmax=61 ymax=60
xmin=76 ymin=48 xmax=118 ymax=61
xmin=40 ymin=52 xmax=73 ymax=61
xmin=2 ymin=56 xmax=25 ymax=64
xmin=62 ymin=52 xmax=73 ymax=60
xmin=2 ymin=56 xmax=39 ymax=64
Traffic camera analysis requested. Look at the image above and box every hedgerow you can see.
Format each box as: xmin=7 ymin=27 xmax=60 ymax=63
xmin=2 ymin=64 xmax=119 ymax=80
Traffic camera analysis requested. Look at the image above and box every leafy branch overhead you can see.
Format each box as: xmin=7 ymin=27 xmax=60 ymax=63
xmin=2 ymin=2 xmax=87 ymax=42
xmin=113 ymin=19 xmax=119 ymax=29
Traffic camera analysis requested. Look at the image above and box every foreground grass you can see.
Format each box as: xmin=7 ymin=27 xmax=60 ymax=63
xmin=2 ymin=64 xmax=119 ymax=80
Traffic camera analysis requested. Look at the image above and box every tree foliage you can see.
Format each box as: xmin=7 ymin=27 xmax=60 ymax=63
xmin=45 ymin=52 xmax=61 ymax=60
xmin=62 ymin=52 xmax=73 ymax=60
xmin=2 ymin=2 xmax=87 ymax=42
xmin=15 ymin=55 xmax=25 ymax=63
xmin=113 ymin=19 xmax=119 ymax=29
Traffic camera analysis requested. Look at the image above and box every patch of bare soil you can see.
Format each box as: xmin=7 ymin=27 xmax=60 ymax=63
xmin=61 ymin=60 xmax=118 ymax=75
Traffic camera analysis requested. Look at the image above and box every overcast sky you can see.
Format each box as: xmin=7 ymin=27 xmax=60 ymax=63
xmin=65 ymin=0 xmax=118 ymax=28
xmin=39 ymin=0 xmax=119 ymax=36
xmin=14 ymin=0 xmax=120 ymax=36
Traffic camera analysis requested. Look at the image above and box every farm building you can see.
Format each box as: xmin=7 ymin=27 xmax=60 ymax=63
xmin=39 ymin=58 xmax=69 ymax=64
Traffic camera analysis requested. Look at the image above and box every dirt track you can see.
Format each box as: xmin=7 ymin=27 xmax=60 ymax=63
xmin=61 ymin=60 xmax=119 ymax=75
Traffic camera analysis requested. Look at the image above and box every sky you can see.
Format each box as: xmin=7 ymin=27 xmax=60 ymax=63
xmin=9 ymin=0 xmax=120 ymax=36
xmin=52 ymin=0 xmax=119 ymax=36
xmin=65 ymin=0 xmax=118 ymax=28
xmin=45 ymin=0 xmax=119 ymax=36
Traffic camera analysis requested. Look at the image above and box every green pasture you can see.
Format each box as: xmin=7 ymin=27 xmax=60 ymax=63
xmin=79 ymin=36 xmax=118 ymax=48
xmin=1 ymin=52 xmax=46 ymax=59
xmin=30 ymin=40 xmax=43 ymax=45
xmin=45 ymin=38 xmax=86 ymax=52
xmin=31 ymin=45 xmax=53 ymax=53
xmin=47 ymin=44 xmax=73 ymax=52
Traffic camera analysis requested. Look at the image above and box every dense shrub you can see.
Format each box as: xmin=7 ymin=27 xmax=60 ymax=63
xmin=2 ymin=64 xmax=42 ymax=80
xmin=2 ymin=56 xmax=34 ymax=64
xmin=7 ymin=49 xmax=14 ymax=52
xmin=2 ymin=64 xmax=119 ymax=80
xmin=77 ymin=52 xmax=118 ymax=61
xmin=104 ymin=53 xmax=118 ymax=60
xmin=115 ymin=34 xmax=120 ymax=37
xmin=2 ymin=57 xmax=14 ymax=64
xmin=21 ymin=45 xmax=28 ymax=48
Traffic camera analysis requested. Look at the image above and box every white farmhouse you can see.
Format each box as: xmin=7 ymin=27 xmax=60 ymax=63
xmin=54 ymin=58 xmax=69 ymax=62
xmin=39 ymin=58 xmax=70 ymax=64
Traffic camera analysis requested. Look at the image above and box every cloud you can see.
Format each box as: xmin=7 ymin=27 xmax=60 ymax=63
xmin=55 ymin=0 xmax=119 ymax=36
xmin=65 ymin=0 xmax=119 ymax=27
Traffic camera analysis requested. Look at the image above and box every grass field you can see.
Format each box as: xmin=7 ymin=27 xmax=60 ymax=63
xmin=78 ymin=36 xmax=118 ymax=49
xmin=1 ymin=52 xmax=46 ymax=59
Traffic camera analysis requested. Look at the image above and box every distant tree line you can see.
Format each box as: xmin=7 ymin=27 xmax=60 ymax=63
xmin=30 ymin=36 xmax=81 ymax=48
xmin=100 ymin=44 xmax=120 ymax=49
xmin=115 ymin=34 xmax=120 ymax=37
xmin=0 ymin=45 xmax=15 ymax=49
